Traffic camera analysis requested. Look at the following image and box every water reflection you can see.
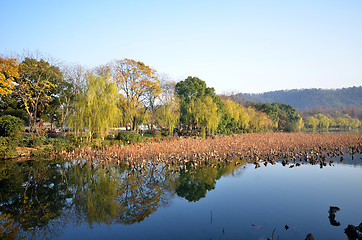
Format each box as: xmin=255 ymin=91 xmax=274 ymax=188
xmin=0 ymin=159 xmax=240 ymax=239
xmin=176 ymin=163 xmax=241 ymax=202
xmin=328 ymin=206 xmax=341 ymax=226
xmin=0 ymin=154 xmax=361 ymax=240
xmin=0 ymin=159 xmax=69 ymax=239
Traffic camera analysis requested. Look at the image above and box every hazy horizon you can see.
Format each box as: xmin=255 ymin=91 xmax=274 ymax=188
xmin=239 ymin=85 xmax=362 ymax=95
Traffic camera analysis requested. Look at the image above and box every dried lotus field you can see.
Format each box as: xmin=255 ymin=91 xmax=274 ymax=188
xmin=59 ymin=132 xmax=362 ymax=167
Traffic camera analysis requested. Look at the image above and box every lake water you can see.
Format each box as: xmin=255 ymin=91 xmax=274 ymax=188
xmin=1 ymin=154 xmax=361 ymax=240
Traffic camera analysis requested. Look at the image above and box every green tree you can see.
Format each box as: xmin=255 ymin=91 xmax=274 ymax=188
xmin=0 ymin=115 xmax=24 ymax=158
xmin=155 ymin=101 xmax=180 ymax=136
xmin=305 ymin=116 xmax=319 ymax=132
xmin=218 ymin=97 xmax=253 ymax=133
xmin=315 ymin=114 xmax=330 ymax=130
xmin=255 ymin=102 xmax=301 ymax=132
xmin=16 ymin=58 xmax=62 ymax=132
xmin=202 ymin=96 xmax=220 ymax=135
xmin=0 ymin=115 xmax=24 ymax=138
xmin=175 ymin=76 xmax=219 ymax=131
xmin=70 ymin=73 xmax=120 ymax=141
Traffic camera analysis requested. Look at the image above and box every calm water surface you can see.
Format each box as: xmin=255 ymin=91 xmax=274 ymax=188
xmin=1 ymin=154 xmax=361 ymax=240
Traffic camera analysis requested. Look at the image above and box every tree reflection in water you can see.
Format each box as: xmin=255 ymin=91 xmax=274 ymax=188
xmin=0 ymin=159 xmax=69 ymax=239
xmin=116 ymin=163 xmax=177 ymax=225
xmin=175 ymin=161 xmax=243 ymax=202
xmin=0 ymin=159 xmax=242 ymax=239
xmin=0 ymin=212 xmax=19 ymax=240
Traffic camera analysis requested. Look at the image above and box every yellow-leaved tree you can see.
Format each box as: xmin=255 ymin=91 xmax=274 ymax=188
xmin=112 ymin=59 xmax=161 ymax=131
xmin=0 ymin=57 xmax=19 ymax=96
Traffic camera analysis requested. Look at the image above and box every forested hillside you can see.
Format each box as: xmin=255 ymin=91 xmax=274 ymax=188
xmin=235 ymin=86 xmax=362 ymax=109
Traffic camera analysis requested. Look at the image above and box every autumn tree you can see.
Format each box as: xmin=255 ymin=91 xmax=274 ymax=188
xmin=0 ymin=58 xmax=19 ymax=96
xmin=70 ymin=73 xmax=120 ymax=141
xmin=112 ymin=59 xmax=161 ymax=131
xmin=16 ymin=58 xmax=62 ymax=132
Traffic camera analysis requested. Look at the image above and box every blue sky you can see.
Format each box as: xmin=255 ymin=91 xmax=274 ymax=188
xmin=1 ymin=0 xmax=361 ymax=93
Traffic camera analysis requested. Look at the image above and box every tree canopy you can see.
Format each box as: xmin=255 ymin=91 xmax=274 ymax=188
xmin=16 ymin=58 xmax=62 ymax=132
xmin=70 ymin=73 xmax=120 ymax=140
xmin=112 ymin=59 xmax=161 ymax=130
xmin=0 ymin=58 xmax=19 ymax=96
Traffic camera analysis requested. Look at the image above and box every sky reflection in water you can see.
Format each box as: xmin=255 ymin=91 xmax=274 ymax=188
xmin=0 ymin=154 xmax=361 ymax=240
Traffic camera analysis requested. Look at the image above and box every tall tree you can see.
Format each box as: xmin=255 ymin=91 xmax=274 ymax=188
xmin=219 ymin=97 xmax=251 ymax=133
xmin=175 ymin=76 xmax=217 ymax=129
xmin=49 ymin=64 xmax=85 ymax=130
xmin=16 ymin=58 xmax=62 ymax=132
xmin=155 ymin=77 xmax=180 ymax=135
xmin=112 ymin=59 xmax=160 ymax=130
xmin=255 ymin=102 xmax=301 ymax=132
xmin=155 ymin=102 xmax=180 ymax=135
xmin=0 ymin=58 xmax=19 ymax=96
xmin=70 ymin=73 xmax=120 ymax=141
xmin=187 ymin=96 xmax=220 ymax=137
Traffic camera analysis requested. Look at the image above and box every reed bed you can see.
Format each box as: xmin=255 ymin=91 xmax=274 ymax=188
xmin=58 ymin=132 xmax=362 ymax=169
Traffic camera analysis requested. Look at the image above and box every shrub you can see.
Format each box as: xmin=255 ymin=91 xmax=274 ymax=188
xmin=0 ymin=115 xmax=24 ymax=138
xmin=0 ymin=115 xmax=24 ymax=159
xmin=284 ymin=121 xmax=299 ymax=132
xmin=0 ymin=108 xmax=28 ymax=124
xmin=116 ymin=131 xmax=142 ymax=144
xmin=0 ymin=137 xmax=18 ymax=158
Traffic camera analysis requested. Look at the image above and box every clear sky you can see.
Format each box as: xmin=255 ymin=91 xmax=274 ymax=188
xmin=1 ymin=0 xmax=361 ymax=93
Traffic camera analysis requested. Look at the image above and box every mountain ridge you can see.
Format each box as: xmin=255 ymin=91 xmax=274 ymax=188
xmin=234 ymin=86 xmax=362 ymax=109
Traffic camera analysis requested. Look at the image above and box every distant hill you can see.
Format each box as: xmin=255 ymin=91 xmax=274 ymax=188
xmin=234 ymin=86 xmax=362 ymax=109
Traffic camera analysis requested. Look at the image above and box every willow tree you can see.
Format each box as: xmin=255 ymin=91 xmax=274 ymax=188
xmin=304 ymin=116 xmax=319 ymax=131
xmin=175 ymin=76 xmax=216 ymax=128
xmin=112 ymin=59 xmax=161 ymax=131
xmin=203 ymin=96 xmax=220 ymax=135
xmin=70 ymin=73 xmax=120 ymax=141
xmin=188 ymin=96 xmax=219 ymax=137
xmin=315 ymin=114 xmax=330 ymax=130
xmin=155 ymin=99 xmax=180 ymax=136
xmin=247 ymin=107 xmax=274 ymax=132
xmin=220 ymin=97 xmax=250 ymax=133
